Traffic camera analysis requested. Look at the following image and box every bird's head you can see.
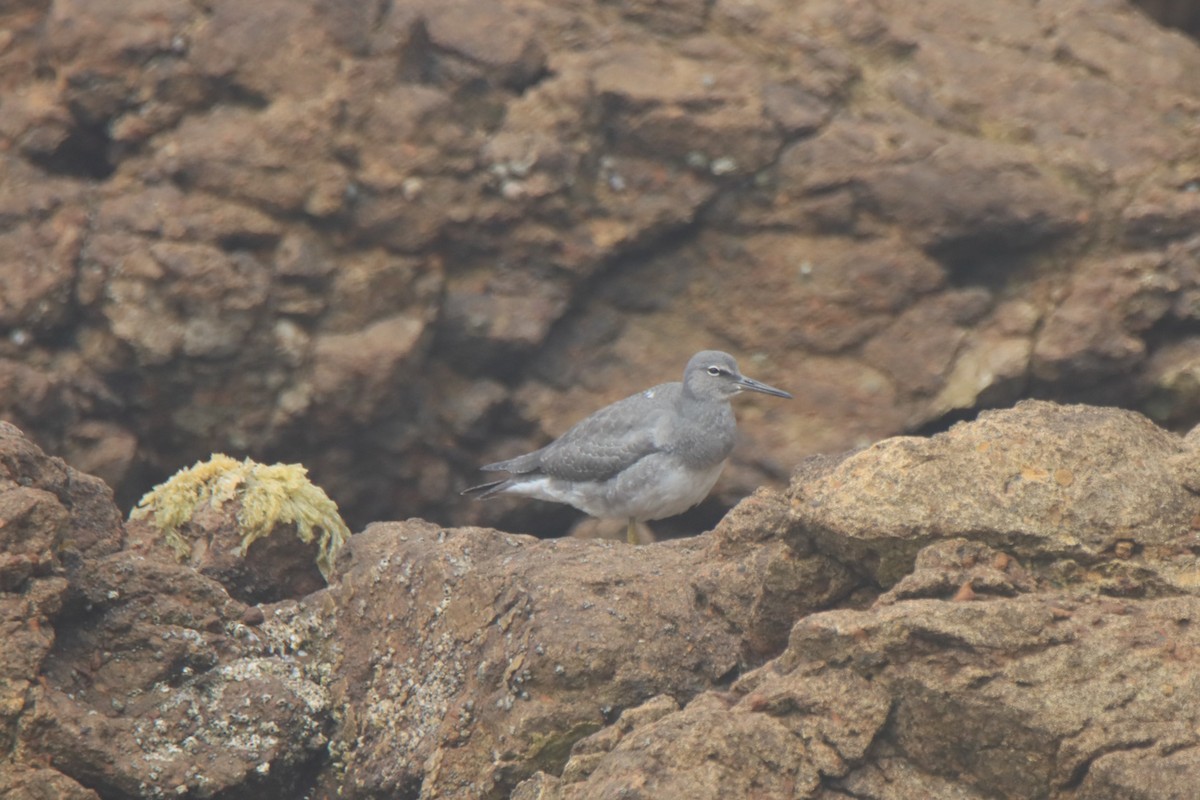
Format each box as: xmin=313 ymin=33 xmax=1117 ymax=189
xmin=683 ymin=350 xmax=793 ymax=402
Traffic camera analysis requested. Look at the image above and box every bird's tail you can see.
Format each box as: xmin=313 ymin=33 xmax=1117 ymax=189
xmin=461 ymin=479 xmax=509 ymax=500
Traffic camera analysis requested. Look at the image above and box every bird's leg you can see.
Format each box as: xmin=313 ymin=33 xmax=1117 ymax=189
xmin=626 ymin=518 xmax=637 ymax=545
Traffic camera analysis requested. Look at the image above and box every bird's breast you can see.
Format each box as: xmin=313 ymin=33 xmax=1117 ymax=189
xmin=668 ymin=409 xmax=736 ymax=469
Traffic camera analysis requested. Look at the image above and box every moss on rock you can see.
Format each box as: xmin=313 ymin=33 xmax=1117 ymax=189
xmin=131 ymin=454 xmax=350 ymax=580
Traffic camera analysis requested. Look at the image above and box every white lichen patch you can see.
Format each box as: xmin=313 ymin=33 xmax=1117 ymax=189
xmin=357 ymin=628 xmax=468 ymax=757
xmin=126 ymin=657 xmax=330 ymax=797
xmin=130 ymin=453 xmax=350 ymax=579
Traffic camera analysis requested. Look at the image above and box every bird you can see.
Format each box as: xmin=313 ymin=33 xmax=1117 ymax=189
xmin=464 ymin=350 xmax=792 ymax=544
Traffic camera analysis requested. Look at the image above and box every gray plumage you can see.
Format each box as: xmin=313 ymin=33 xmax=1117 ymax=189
xmin=465 ymin=350 xmax=792 ymax=543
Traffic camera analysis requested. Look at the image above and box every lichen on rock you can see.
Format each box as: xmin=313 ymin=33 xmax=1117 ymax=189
xmin=130 ymin=453 xmax=350 ymax=580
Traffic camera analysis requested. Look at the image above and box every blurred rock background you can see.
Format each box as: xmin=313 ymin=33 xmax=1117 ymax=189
xmin=1 ymin=0 xmax=1199 ymax=537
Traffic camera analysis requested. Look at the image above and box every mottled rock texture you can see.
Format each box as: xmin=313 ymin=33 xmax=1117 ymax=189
xmin=1 ymin=0 xmax=1199 ymax=540
xmin=513 ymin=401 xmax=1200 ymax=800
xmin=8 ymin=398 xmax=1200 ymax=798
xmin=0 ymin=423 xmax=330 ymax=799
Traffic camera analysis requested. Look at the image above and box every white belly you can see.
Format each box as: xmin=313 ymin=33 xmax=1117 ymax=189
xmin=506 ymin=458 xmax=727 ymax=521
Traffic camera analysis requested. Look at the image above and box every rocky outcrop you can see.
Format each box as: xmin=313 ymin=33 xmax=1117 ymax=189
xmin=1 ymin=0 xmax=1199 ymax=537
xmin=520 ymin=592 xmax=1200 ymax=800
xmin=4 ymin=0 xmax=1200 ymax=792
xmin=6 ymin=401 xmax=1200 ymax=798
xmin=298 ymin=512 xmax=855 ymax=797
xmin=0 ymin=423 xmax=330 ymax=798
xmin=518 ymin=400 xmax=1200 ymax=799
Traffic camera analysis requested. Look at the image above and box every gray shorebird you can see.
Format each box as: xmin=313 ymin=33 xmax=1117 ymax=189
xmin=464 ymin=350 xmax=792 ymax=544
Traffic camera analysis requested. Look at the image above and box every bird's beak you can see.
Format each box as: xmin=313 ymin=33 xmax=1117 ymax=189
xmin=735 ymin=375 xmax=793 ymax=399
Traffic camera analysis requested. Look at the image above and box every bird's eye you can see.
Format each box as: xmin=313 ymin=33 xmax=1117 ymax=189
xmin=707 ymin=366 xmax=723 ymax=376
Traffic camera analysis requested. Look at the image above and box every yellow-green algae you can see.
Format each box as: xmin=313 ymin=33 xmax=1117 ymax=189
xmin=130 ymin=454 xmax=350 ymax=580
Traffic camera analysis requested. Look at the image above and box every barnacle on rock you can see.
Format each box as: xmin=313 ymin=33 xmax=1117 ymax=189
xmin=130 ymin=454 xmax=350 ymax=579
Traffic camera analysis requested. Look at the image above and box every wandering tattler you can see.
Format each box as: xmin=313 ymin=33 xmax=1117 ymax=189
xmin=464 ymin=350 xmax=792 ymax=544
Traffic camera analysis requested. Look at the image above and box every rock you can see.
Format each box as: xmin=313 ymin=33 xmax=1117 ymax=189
xmin=511 ymin=403 xmax=1200 ymax=800
xmin=127 ymin=454 xmax=350 ymax=603
xmin=608 ymin=0 xmax=710 ymax=35
xmin=861 ymin=289 xmax=991 ymax=396
xmin=309 ymin=313 xmax=431 ymax=425
xmin=0 ymin=421 xmax=124 ymax=565
xmin=23 ymin=648 xmax=329 ymax=798
xmin=875 ymin=538 xmax=1037 ymax=604
xmin=11 ymin=395 xmax=1200 ymax=797
xmin=438 ymin=271 xmax=572 ymax=372
xmin=156 ymin=100 xmax=353 ymax=217
xmin=1034 ymin=252 xmax=1178 ymax=388
xmin=0 ymin=424 xmax=332 ymax=798
xmin=778 ymin=119 xmax=1087 ymax=262
xmin=279 ymin=510 xmax=855 ymax=798
xmin=0 ymin=765 xmax=101 ymax=800
xmin=60 ymin=419 xmax=138 ymax=492
xmin=89 ymin=236 xmax=272 ymax=365
xmin=0 ymin=424 xmax=119 ymax=784
xmin=0 ymin=6 xmax=1199 ymax=794
xmin=931 ymin=333 xmax=1034 ymax=420
xmin=519 ymin=669 xmax=891 ymax=800
xmin=0 ymin=212 xmax=81 ymax=332
xmin=1 ymin=0 xmax=1198 ymax=538
xmin=788 ymin=400 xmax=1199 ymax=587
xmin=1133 ymin=1 xmax=1200 ymax=37
xmin=592 ymin=42 xmax=781 ymax=175
xmin=1144 ymin=337 xmax=1200 ymax=428
xmin=419 ymin=0 xmax=547 ymax=90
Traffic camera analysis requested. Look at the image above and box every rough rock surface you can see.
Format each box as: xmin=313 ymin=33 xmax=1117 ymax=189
xmin=10 ymin=396 xmax=1200 ymax=798
xmin=791 ymin=401 xmax=1199 ymax=587
xmin=293 ymin=509 xmax=855 ymax=797
xmin=520 ymin=593 xmax=1200 ymax=800
xmin=511 ymin=400 xmax=1200 ymax=799
xmin=0 ymin=425 xmax=332 ymax=798
xmin=125 ymin=510 xmax=330 ymax=606
xmin=1 ymin=0 xmax=1199 ymax=538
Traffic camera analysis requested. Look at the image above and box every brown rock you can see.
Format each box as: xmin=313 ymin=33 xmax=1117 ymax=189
xmin=877 ymin=538 xmax=1037 ymax=604
xmin=931 ymin=331 xmax=1034 ymax=421
xmin=608 ymin=0 xmax=710 ymax=35
xmin=23 ymin=637 xmax=329 ymax=798
xmin=779 ymin=119 xmax=1087 ymax=260
xmin=0 ymin=765 xmax=101 ymax=800
xmin=0 ymin=216 xmax=80 ymax=332
xmin=419 ymin=0 xmax=547 ymax=89
xmin=788 ymin=401 xmax=1197 ymax=587
xmin=126 ymin=454 xmax=349 ymax=604
xmin=88 ymin=236 xmax=272 ymax=365
xmin=126 ymin=506 xmax=330 ymax=606
xmin=0 ymin=422 xmax=123 ymax=565
xmin=506 ymin=402 xmax=1200 ymax=796
xmin=525 ymin=591 xmax=1200 ymax=799
xmin=1 ymin=0 xmax=1197 ymax=540
xmin=156 ymin=101 xmax=353 ymax=217
xmin=0 ymin=426 xmax=120 ymax=782
xmin=1034 ymin=253 xmax=1177 ymax=386
xmin=1133 ymin=0 xmax=1200 ymax=36
xmin=309 ymin=313 xmax=430 ymax=425
xmin=13 ymin=389 xmax=1200 ymax=798
xmin=60 ymin=419 xmax=138 ymax=491
xmin=284 ymin=514 xmax=854 ymax=797
xmin=862 ymin=289 xmax=992 ymax=396
xmin=3 ymin=21 xmax=1200 ymax=800
xmin=187 ymin=0 xmax=340 ymax=100
xmin=0 ymin=424 xmax=331 ymax=798
xmin=592 ymin=43 xmax=781 ymax=175
xmin=521 ymin=669 xmax=891 ymax=800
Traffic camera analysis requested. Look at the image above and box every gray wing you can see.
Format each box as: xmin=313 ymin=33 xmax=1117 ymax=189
xmin=483 ymin=385 xmax=678 ymax=482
